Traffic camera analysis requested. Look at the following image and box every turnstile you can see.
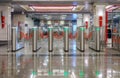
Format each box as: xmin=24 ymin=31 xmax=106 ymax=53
xmin=89 ymin=27 xmax=100 ymax=52
xmin=112 ymin=26 xmax=120 ymax=51
xmin=48 ymin=27 xmax=53 ymax=52
xmin=64 ymin=27 xmax=69 ymax=52
xmin=32 ymin=27 xmax=41 ymax=52
xmin=96 ymin=28 xmax=100 ymax=51
xmin=32 ymin=27 xmax=37 ymax=52
xmin=77 ymin=27 xmax=85 ymax=52
xmin=12 ymin=27 xmax=24 ymax=52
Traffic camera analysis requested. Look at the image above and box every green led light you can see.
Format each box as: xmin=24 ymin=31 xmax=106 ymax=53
xmin=96 ymin=28 xmax=100 ymax=31
xmin=32 ymin=28 xmax=37 ymax=31
xmin=32 ymin=71 xmax=37 ymax=75
xmin=95 ymin=71 xmax=100 ymax=76
xmin=48 ymin=71 xmax=53 ymax=76
xmin=79 ymin=71 xmax=84 ymax=77
xmin=48 ymin=28 xmax=52 ymax=31
xmin=80 ymin=28 xmax=85 ymax=31
xmin=64 ymin=27 xmax=69 ymax=31
xmin=64 ymin=71 xmax=69 ymax=77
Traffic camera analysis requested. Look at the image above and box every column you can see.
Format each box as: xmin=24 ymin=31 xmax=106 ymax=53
xmin=93 ymin=4 xmax=106 ymax=42
xmin=83 ymin=14 xmax=90 ymax=39
xmin=0 ymin=5 xmax=12 ymax=41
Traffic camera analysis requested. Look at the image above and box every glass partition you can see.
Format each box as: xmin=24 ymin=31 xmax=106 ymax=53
xmin=110 ymin=12 xmax=120 ymax=50
xmin=89 ymin=26 xmax=100 ymax=52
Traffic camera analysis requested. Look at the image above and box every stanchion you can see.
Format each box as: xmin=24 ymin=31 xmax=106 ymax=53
xmin=12 ymin=27 xmax=24 ymax=52
xmin=32 ymin=27 xmax=37 ymax=52
xmin=32 ymin=27 xmax=41 ymax=52
xmin=77 ymin=27 xmax=85 ymax=52
xmin=64 ymin=27 xmax=69 ymax=52
xmin=48 ymin=27 xmax=53 ymax=52
xmin=96 ymin=27 xmax=100 ymax=52
xmin=80 ymin=27 xmax=85 ymax=52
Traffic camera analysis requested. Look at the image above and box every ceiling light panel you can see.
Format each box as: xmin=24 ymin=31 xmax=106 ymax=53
xmin=31 ymin=6 xmax=74 ymax=10
xmin=29 ymin=5 xmax=74 ymax=12
xmin=29 ymin=5 xmax=84 ymax=12
xmin=20 ymin=5 xmax=34 ymax=11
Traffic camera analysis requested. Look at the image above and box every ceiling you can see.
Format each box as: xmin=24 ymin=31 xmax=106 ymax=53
xmin=0 ymin=0 xmax=119 ymax=13
xmin=0 ymin=0 xmax=120 ymax=5
xmin=1 ymin=0 xmax=120 ymax=20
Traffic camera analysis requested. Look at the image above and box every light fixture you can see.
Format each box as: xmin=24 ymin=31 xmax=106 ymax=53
xmin=105 ymin=5 xmax=113 ymax=9
xmin=20 ymin=5 xmax=34 ymax=11
xmin=72 ymin=5 xmax=84 ymax=11
xmin=29 ymin=5 xmax=74 ymax=12
xmin=30 ymin=7 xmax=35 ymax=11
xmin=72 ymin=6 xmax=76 ymax=11
xmin=106 ymin=5 xmax=120 ymax=12
xmin=31 ymin=6 xmax=73 ymax=10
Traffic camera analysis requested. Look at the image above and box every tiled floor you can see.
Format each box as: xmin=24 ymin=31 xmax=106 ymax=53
xmin=0 ymin=39 xmax=120 ymax=78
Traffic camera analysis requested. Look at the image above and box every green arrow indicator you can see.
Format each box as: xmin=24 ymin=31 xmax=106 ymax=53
xmin=96 ymin=28 xmax=100 ymax=31
xmin=80 ymin=28 xmax=85 ymax=31
xmin=32 ymin=71 xmax=37 ymax=75
xmin=48 ymin=71 xmax=53 ymax=76
xmin=64 ymin=71 xmax=69 ymax=77
xmin=95 ymin=71 xmax=100 ymax=76
xmin=79 ymin=71 xmax=84 ymax=77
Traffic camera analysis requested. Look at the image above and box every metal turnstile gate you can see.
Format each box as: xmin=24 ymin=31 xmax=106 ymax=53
xmin=96 ymin=27 xmax=100 ymax=51
xmin=12 ymin=27 xmax=24 ymax=52
xmin=32 ymin=27 xmax=41 ymax=52
xmin=48 ymin=27 xmax=53 ymax=52
xmin=89 ymin=27 xmax=100 ymax=52
xmin=64 ymin=27 xmax=69 ymax=52
xmin=77 ymin=27 xmax=85 ymax=52
xmin=32 ymin=27 xmax=37 ymax=52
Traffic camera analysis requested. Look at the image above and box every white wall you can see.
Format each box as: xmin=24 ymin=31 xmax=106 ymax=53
xmin=13 ymin=14 xmax=34 ymax=27
xmin=83 ymin=14 xmax=90 ymax=35
xmin=77 ymin=14 xmax=83 ymax=27
xmin=94 ymin=5 xmax=106 ymax=27
xmin=25 ymin=16 xmax=34 ymax=27
xmin=13 ymin=14 xmax=26 ymax=26
xmin=83 ymin=14 xmax=90 ymax=27
xmin=0 ymin=6 xmax=11 ymax=41
xmin=93 ymin=5 xmax=106 ymax=41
